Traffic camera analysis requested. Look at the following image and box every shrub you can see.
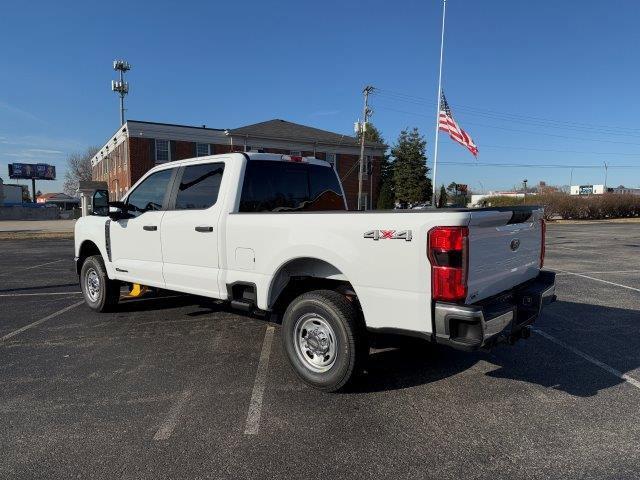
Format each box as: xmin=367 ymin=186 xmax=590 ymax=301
xmin=477 ymin=193 xmax=640 ymax=220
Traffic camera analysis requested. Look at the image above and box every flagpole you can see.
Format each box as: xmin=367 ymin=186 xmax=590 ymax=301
xmin=431 ymin=0 xmax=447 ymax=207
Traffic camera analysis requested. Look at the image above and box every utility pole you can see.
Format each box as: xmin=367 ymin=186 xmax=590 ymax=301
xmin=569 ymin=167 xmax=573 ymax=188
xmin=523 ymin=178 xmax=528 ymax=204
xmin=112 ymin=60 xmax=131 ymax=126
xmin=604 ymin=162 xmax=609 ymax=190
xmin=357 ymin=85 xmax=374 ymax=210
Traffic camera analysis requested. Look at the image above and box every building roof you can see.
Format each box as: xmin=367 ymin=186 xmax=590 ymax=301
xmin=228 ymin=119 xmax=386 ymax=149
xmin=128 ymin=119 xmax=225 ymax=132
xmin=38 ymin=192 xmax=77 ymax=201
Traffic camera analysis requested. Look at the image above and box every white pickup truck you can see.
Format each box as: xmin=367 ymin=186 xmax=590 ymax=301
xmin=75 ymin=152 xmax=555 ymax=391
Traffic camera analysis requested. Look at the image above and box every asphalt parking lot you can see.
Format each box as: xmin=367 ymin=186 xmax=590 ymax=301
xmin=1 ymin=223 xmax=640 ymax=479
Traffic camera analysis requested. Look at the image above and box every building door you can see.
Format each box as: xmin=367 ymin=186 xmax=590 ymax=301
xmin=110 ymin=167 xmax=176 ymax=288
xmin=160 ymin=161 xmax=226 ymax=298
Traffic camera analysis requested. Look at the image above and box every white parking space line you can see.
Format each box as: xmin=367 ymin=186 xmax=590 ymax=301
xmin=546 ymin=245 xmax=588 ymax=253
xmin=0 ymin=300 xmax=84 ymax=342
xmin=0 ymin=259 xmax=65 ymax=276
xmin=244 ymin=325 xmax=275 ymax=435
xmin=153 ymin=390 xmax=192 ymax=441
xmin=555 ymin=270 xmax=640 ymax=276
xmin=553 ymin=268 xmax=640 ymax=293
xmin=534 ymin=328 xmax=640 ymax=390
xmin=22 ymin=259 xmax=65 ymax=270
xmin=0 ymin=292 xmax=82 ymax=297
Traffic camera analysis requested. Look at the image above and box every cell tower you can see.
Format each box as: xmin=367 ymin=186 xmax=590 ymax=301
xmin=111 ymin=60 xmax=131 ymax=126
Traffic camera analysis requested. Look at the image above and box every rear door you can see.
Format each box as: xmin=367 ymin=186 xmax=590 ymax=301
xmin=466 ymin=208 xmax=543 ymax=303
xmin=161 ymin=161 xmax=226 ymax=297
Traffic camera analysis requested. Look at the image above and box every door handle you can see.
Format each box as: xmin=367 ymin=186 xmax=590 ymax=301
xmin=143 ymin=225 xmax=158 ymax=231
xmin=195 ymin=226 xmax=214 ymax=233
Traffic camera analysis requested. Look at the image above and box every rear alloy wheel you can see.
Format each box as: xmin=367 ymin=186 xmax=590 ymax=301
xmin=80 ymin=255 xmax=121 ymax=312
xmin=282 ymin=289 xmax=367 ymax=392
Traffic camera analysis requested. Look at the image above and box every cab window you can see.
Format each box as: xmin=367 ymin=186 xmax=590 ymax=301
xmin=126 ymin=168 xmax=173 ymax=216
xmin=174 ymin=163 xmax=225 ymax=210
xmin=239 ymin=160 xmax=345 ymax=212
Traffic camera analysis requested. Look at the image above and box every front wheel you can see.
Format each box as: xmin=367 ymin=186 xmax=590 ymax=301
xmin=281 ymin=290 xmax=368 ymax=392
xmin=80 ymin=255 xmax=121 ymax=312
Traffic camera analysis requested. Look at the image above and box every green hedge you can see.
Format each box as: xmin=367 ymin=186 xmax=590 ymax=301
xmin=478 ymin=193 xmax=640 ymax=220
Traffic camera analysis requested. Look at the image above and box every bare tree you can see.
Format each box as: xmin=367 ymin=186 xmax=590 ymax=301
xmin=63 ymin=146 xmax=99 ymax=196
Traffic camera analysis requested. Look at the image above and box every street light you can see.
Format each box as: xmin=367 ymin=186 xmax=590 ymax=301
xmin=523 ymin=179 xmax=528 ymax=203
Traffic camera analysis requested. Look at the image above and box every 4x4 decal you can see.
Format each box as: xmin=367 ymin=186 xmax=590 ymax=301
xmin=363 ymin=230 xmax=412 ymax=242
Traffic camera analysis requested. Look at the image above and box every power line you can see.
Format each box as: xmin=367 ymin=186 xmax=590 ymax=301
xmin=374 ymin=98 xmax=640 ymax=138
xmin=481 ymin=144 xmax=640 ymax=157
xmin=372 ymin=88 xmax=640 ymax=134
xmin=373 ymin=104 xmax=640 ymax=147
xmin=437 ymin=161 xmax=638 ymax=169
xmin=451 ymin=107 xmax=640 ymax=138
xmin=452 ymin=104 xmax=640 ymax=133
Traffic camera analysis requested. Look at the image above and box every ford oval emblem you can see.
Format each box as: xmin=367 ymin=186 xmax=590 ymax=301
xmin=510 ymin=239 xmax=521 ymax=251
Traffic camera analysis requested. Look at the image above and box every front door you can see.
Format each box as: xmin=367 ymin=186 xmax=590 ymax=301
xmin=161 ymin=161 xmax=225 ymax=297
xmin=110 ymin=167 xmax=176 ymax=288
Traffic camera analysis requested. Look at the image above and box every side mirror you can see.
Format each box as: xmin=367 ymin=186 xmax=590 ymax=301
xmin=107 ymin=201 xmax=133 ymax=220
xmin=91 ymin=190 xmax=109 ymax=216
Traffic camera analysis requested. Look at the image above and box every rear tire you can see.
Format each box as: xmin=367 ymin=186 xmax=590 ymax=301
xmin=80 ymin=255 xmax=121 ymax=312
xmin=282 ymin=289 xmax=368 ymax=392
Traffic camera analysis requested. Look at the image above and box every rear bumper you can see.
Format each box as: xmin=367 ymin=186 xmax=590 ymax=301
xmin=434 ymin=270 xmax=556 ymax=351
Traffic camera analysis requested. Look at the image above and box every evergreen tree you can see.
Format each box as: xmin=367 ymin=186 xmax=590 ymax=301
xmin=437 ymin=184 xmax=448 ymax=208
xmin=391 ymin=128 xmax=431 ymax=204
xmin=360 ymin=122 xmax=384 ymax=144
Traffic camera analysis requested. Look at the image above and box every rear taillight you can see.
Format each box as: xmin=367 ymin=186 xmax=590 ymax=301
xmin=428 ymin=226 xmax=469 ymax=302
xmin=540 ymin=219 xmax=546 ymax=268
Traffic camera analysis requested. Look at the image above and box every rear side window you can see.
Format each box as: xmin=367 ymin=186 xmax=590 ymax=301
xmin=239 ymin=160 xmax=345 ymax=212
xmin=174 ymin=163 xmax=225 ymax=210
xmin=126 ymin=168 xmax=174 ymax=216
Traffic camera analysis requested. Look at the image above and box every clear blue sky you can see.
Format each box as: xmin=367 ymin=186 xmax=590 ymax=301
xmin=2 ymin=0 xmax=640 ymax=194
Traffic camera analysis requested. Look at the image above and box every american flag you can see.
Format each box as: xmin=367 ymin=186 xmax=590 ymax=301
xmin=438 ymin=92 xmax=478 ymax=157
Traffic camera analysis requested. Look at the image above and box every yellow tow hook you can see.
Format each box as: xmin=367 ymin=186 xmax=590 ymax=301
xmin=126 ymin=283 xmax=149 ymax=298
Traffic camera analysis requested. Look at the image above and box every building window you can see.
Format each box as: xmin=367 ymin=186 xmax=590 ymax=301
xmin=326 ymin=153 xmax=337 ymax=170
xmin=155 ymin=139 xmax=170 ymax=163
xmin=196 ymin=143 xmax=210 ymax=157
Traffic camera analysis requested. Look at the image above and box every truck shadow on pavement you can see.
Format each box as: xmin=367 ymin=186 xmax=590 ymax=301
xmin=351 ymin=300 xmax=640 ymax=398
xmin=113 ymin=294 xmax=639 ymax=398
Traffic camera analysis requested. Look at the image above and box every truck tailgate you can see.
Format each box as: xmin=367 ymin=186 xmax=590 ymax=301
xmin=466 ymin=207 xmax=543 ymax=304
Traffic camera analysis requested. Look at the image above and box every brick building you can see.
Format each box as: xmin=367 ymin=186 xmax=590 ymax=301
xmin=92 ymin=119 xmax=386 ymax=209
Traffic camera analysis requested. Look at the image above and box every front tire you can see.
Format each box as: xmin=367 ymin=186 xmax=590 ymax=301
xmin=80 ymin=255 xmax=121 ymax=312
xmin=282 ymin=290 xmax=368 ymax=392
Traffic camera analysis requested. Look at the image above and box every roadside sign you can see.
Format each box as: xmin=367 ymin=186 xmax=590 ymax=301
xmin=8 ymin=163 xmax=56 ymax=180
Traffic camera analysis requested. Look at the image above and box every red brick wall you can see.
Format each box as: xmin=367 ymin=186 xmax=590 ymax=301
xmin=174 ymin=140 xmax=195 ymax=160
xmin=211 ymin=143 xmax=231 ymax=154
xmin=128 ymin=137 xmax=154 ymax=187
xmin=262 ymin=148 xmax=289 ymax=155
xmin=91 ymin=140 xmax=130 ymax=200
